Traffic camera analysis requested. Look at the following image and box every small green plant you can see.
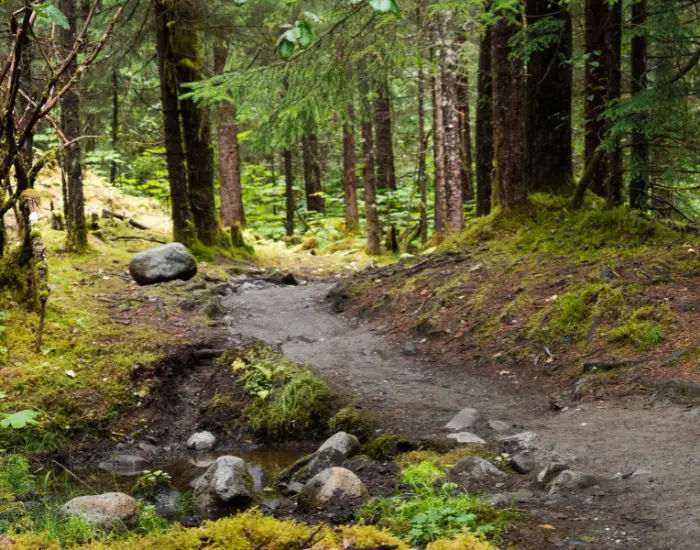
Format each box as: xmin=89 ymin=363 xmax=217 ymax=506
xmin=134 ymin=470 xmax=172 ymax=493
xmin=0 ymin=409 xmax=41 ymax=429
xmin=328 ymin=407 xmax=377 ymax=441
xmin=135 ymin=504 xmax=169 ymax=535
xmin=363 ymin=434 xmax=410 ymax=461
xmin=493 ymin=453 xmax=511 ymax=469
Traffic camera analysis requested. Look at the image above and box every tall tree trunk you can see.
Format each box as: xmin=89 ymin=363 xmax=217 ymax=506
xmin=110 ymin=69 xmax=119 ymax=184
xmin=630 ymin=0 xmax=648 ymax=210
xmin=302 ymin=125 xmax=324 ymax=212
xmin=283 ymin=148 xmax=295 ymax=236
xmin=439 ymin=11 xmax=464 ymax=232
xmin=432 ymin=56 xmax=448 ymax=233
xmin=584 ymin=0 xmax=622 ymax=202
xmin=526 ymin=0 xmax=573 ymax=193
xmin=343 ymin=105 xmax=360 ymax=232
xmin=492 ymin=14 xmax=529 ymax=210
xmin=362 ymin=120 xmax=381 ymax=255
xmin=373 ymin=79 xmax=397 ymax=191
xmin=214 ymin=46 xmax=245 ymax=228
xmin=476 ymin=22 xmax=494 ymax=217
xmin=457 ymin=72 xmax=474 ymax=202
xmin=171 ymin=5 xmax=219 ymax=245
xmin=418 ymin=54 xmax=428 ymax=243
xmin=60 ymin=0 xmax=87 ymax=251
xmin=153 ymin=0 xmax=194 ymax=245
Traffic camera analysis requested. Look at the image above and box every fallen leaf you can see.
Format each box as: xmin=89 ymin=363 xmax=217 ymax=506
xmin=538 ymin=524 xmax=556 ymax=530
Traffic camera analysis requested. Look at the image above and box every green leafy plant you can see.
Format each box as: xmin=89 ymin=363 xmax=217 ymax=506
xmin=0 ymin=410 xmax=40 ymax=429
xmin=134 ymin=470 xmax=172 ymax=493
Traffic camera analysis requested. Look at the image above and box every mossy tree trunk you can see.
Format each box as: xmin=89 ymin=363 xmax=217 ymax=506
xmin=476 ymin=20 xmax=494 ymax=217
xmin=526 ymin=0 xmax=573 ymax=193
xmin=302 ymin=123 xmax=324 ymax=212
xmin=362 ymin=119 xmax=381 ymax=255
xmin=153 ymin=0 xmax=195 ymax=245
xmin=432 ymin=50 xmax=448 ymax=234
xmin=283 ymin=148 xmax=295 ymax=236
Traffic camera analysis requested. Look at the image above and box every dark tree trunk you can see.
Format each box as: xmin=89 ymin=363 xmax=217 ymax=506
xmin=110 ymin=69 xmax=119 ymax=184
xmin=630 ymin=0 xmax=648 ymax=210
xmin=214 ymin=46 xmax=245 ymax=228
xmin=476 ymin=23 xmax=494 ymax=217
xmin=60 ymin=0 xmax=87 ymax=251
xmin=457 ymin=72 xmax=474 ymax=202
xmin=153 ymin=0 xmax=194 ymax=245
xmin=373 ymin=79 xmax=397 ymax=191
xmin=584 ymin=0 xmax=622 ymax=203
xmin=418 ymin=56 xmax=428 ymax=243
xmin=526 ymin=0 xmax=573 ymax=193
xmin=362 ymin=120 xmax=381 ymax=255
xmin=172 ymin=5 xmax=219 ymax=245
xmin=302 ymin=125 xmax=324 ymax=212
xmin=492 ymin=15 xmax=529 ymax=210
xmin=343 ymin=105 xmax=360 ymax=232
xmin=432 ymin=64 xmax=447 ymax=233
xmin=283 ymin=148 xmax=295 ymax=236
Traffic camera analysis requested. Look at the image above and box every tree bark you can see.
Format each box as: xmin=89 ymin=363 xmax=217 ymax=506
xmin=110 ymin=69 xmax=119 ymax=184
xmin=439 ymin=11 xmax=464 ymax=232
xmin=343 ymin=105 xmax=360 ymax=232
xmin=584 ymin=0 xmax=622 ymax=203
xmin=362 ymin=120 xmax=381 ymax=255
xmin=457 ymin=72 xmax=474 ymax=202
xmin=153 ymin=0 xmax=194 ymax=245
xmin=418 ymin=55 xmax=428 ymax=243
xmin=476 ymin=22 xmax=494 ymax=217
xmin=60 ymin=0 xmax=87 ymax=251
xmin=283 ymin=148 xmax=295 ymax=236
xmin=373 ymin=79 xmax=397 ymax=191
xmin=432 ymin=52 xmax=447 ymax=233
xmin=172 ymin=3 xmax=219 ymax=245
xmin=629 ymin=0 xmax=648 ymax=210
xmin=214 ymin=46 xmax=245 ymax=228
xmin=492 ymin=14 xmax=529 ymax=210
xmin=526 ymin=0 xmax=573 ymax=193
xmin=302 ymin=125 xmax=324 ymax=212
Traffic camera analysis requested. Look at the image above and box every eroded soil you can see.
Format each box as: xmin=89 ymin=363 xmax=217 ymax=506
xmin=223 ymin=280 xmax=700 ymax=550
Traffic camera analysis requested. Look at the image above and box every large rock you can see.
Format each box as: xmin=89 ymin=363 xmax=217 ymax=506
xmin=297 ymin=467 xmax=367 ymax=511
xmin=445 ymin=408 xmax=481 ymax=431
xmin=193 ymin=456 xmax=254 ymax=519
xmin=280 ymin=432 xmax=360 ymax=485
xmin=62 ymin=493 xmax=139 ymax=530
xmin=129 ymin=243 xmax=197 ymax=286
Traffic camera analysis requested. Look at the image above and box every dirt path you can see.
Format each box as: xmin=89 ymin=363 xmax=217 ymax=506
xmin=223 ymin=281 xmax=699 ymax=550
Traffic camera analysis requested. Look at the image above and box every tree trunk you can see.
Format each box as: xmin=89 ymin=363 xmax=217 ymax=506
xmin=491 ymin=15 xmax=529 ymax=210
xmin=362 ymin=120 xmax=381 ymax=255
xmin=476 ymin=22 xmax=494 ymax=217
xmin=418 ymin=54 xmax=428 ymax=243
xmin=283 ymin=148 xmax=295 ymax=236
xmin=153 ymin=0 xmax=194 ymax=245
xmin=373 ymin=79 xmax=397 ymax=191
xmin=457 ymin=72 xmax=474 ymax=202
xmin=171 ymin=4 xmax=219 ymax=245
xmin=110 ymin=69 xmax=119 ymax=184
xmin=59 ymin=0 xmax=87 ymax=251
xmin=343 ymin=105 xmax=359 ymax=232
xmin=630 ymin=0 xmax=648 ymax=210
xmin=584 ymin=0 xmax=622 ymax=203
xmin=439 ymin=11 xmax=464 ymax=232
xmin=214 ymin=46 xmax=245 ymax=228
xmin=432 ymin=54 xmax=448 ymax=233
xmin=302 ymin=125 xmax=324 ymax=212
xmin=526 ymin=0 xmax=573 ymax=193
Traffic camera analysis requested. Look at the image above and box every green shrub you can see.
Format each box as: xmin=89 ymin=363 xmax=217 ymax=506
xmin=363 ymin=434 xmax=411 ymax=461
xmin=328 ymin=407 xmax=377 ymax=441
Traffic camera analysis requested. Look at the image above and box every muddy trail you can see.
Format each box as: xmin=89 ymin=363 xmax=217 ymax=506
xmin=223 ymin=279 xmax=700 ymax=550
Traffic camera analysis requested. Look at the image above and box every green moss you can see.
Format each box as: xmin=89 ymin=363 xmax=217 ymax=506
xmin=328 ymin=407 xmax=377 ymax=442
xmin=363 ymin=434 xmax=410 ymax=461
xmin=396 ymin=447 xmax=502 ymax=471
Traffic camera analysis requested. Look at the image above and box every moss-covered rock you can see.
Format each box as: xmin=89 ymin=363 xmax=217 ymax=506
xmin=328 ymin=407 xmax=377 ymax=442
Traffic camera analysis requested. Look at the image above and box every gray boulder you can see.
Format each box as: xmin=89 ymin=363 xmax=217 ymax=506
xmin=129 ymin=243 xmax=197 ymax=286
xmin=445 ymin=408 xmax=481 ymax=431
xmin=186 ymin=431 xmax=217 ymax=451
xmin=280 ymin=432 xmax=361 ymax=484
xmin=193 ymin=456 xmax=255 ymax=519
xmin=62 ymin=493 xmax=139 ymax=530
xmin=297 ymin=467 xmax=367 ymax=511
xmin=498 ymin=431 xmax=537 ymax=454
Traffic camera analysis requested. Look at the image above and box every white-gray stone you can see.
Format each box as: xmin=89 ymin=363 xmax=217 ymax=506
xmin=537 ymin=462 xmax=570 ymax=485
xmin=186 ymin=431 xmax=217 ymax=451
xmin=449 ymin=457 xmax=505 ymax=481
xmin=498 ymin=431 xmax=537 ymax=453
xmin=511 ymin=450 xmax=537 ymax=474
xmin=193 ymin=456 xmax=254 ymax=519
xmin=129 ymin=243 xmax=197 ymax=286
xmin=296 ymin=432 xmax=361 ymax=483
xmin=62 ymin=493 xmax=139 ymax=530
xmin=297 ymin=467 xmax=367 ymax=510
xmin=487 ymin=420 xmax=511 ymax=433
xmin=446 ymin=431 xmax=486 ymax=445
xmin=547 ymin=469 xmax=599 ymax=493
xmin=445 ymin=408 xmax=481 ymax=431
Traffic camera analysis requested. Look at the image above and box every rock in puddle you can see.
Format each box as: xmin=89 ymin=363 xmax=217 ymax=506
xmin=193 ymin=456 xmax=255 ymax=519
xmin=98 ymin=454 xmax=147 ymax=476
xmin=186 ymin=431 xmax=217 ymax=451
xmin=297 ymin=467 xmax=367 ymax=511
xmin=445 ymin=408 xmax=481 ymax=431
xmin=446 ymin=431 xmax=486 ymax=445
xmin=62 ymin=493 xmax=139 ymax=530
xmin=278 ymin=432 xmax=360 ymax=485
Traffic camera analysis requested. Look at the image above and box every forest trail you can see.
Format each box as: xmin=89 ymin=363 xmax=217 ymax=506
xmin=224 ymin=280 xmax=700 ymax=550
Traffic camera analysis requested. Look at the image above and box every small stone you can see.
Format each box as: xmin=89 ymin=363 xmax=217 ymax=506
xmin=402 ymin=341 xmax=418 ymax=356
xmin=489 ymin=489 xmax=535 ymax=507
xmin=297 ymin=467 xmax=367 ymax=511
xmin=62 ymin=493 xmax=139 ymax=530
xmin=537 ymin=462 xmax=570 ymax=485
xmin=487 ymin=420 xmax=511 ymax=433
xmin=511 ymin=450 xmax=537 ymax=474
xmin=448 ymin=457 xmax=505 ymax=480
xmin=445 ymin=408 xmax=481 ymax=431
xmin=186 ymin=431 xmax=217 ymax=451
xmin=498 ymin=431 xmax=537 ymax=454
xmin=446 ymin=432 xmax=486 ymax=445
xmin=547 ymin=469 xmax=598 ymax=493
xmin=211 ymin=283 xmax=234 ymax=296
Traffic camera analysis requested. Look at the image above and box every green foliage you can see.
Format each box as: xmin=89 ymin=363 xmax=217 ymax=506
xmin=363 ymin=434 xmax=410 ymax=461
xmin=230 ymin=349 xmax=335 ymax=439
xmin=0 ymin=410 xmax=41 ymax=430
xmin=133 ymin=470 xmax=172 ymax=494
xmin=0 ymin=455 xmax=35 ymax=501
xmin=328 ymin=407 xmax=377 ymax=441
xmin=135 ymin=505 xmax=169 ymax=535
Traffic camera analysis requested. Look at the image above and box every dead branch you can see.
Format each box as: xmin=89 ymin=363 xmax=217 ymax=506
xmin=101 ymin=209 xmax=150 ymax=230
